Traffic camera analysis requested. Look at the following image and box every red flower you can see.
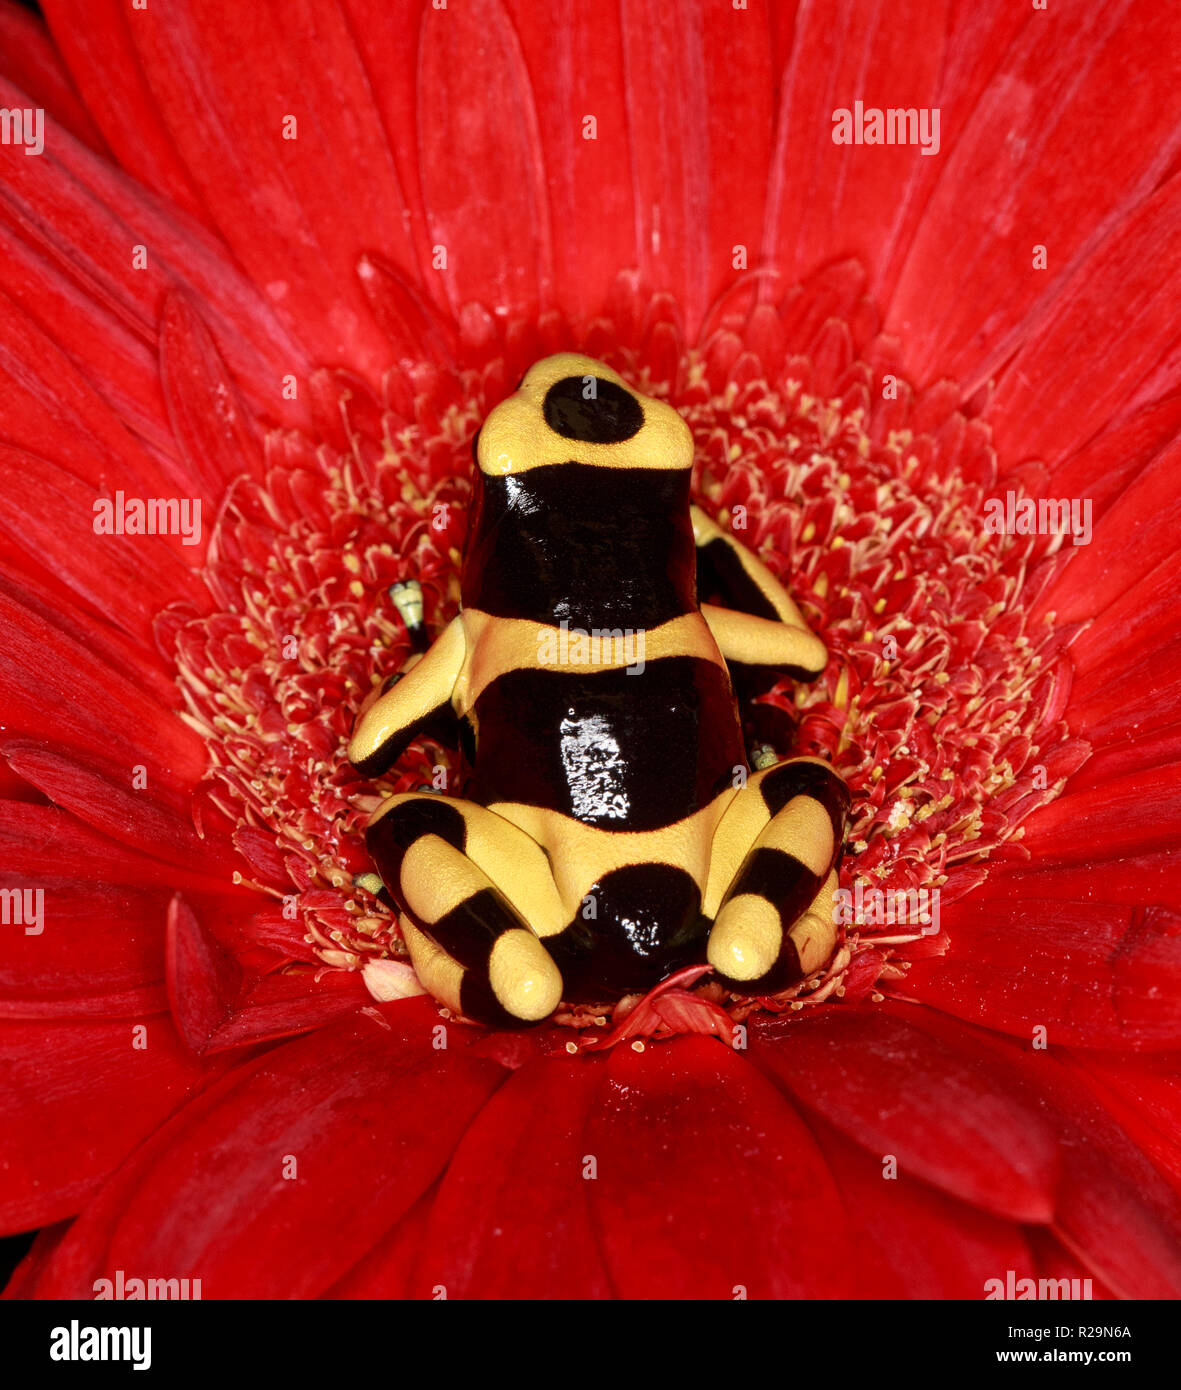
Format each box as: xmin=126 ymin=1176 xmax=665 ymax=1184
xmin=1 ymin=0 xmax=1179 ymax=1300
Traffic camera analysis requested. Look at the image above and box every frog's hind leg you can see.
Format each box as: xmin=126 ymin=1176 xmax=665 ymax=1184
xmin=366 ymin=793 xmax=566 ymax=1026
xmin=703 ymin=757 xmax=850 ymax=994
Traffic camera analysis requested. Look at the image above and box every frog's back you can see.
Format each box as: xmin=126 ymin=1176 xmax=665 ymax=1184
xmin=464 ymin=649 xmax=743 ymax=832
xmin=454 ymin=361 xmax=745 ymax=834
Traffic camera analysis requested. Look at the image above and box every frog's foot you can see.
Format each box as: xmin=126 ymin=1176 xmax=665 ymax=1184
xmin=388 ymin=578 xmax=429 ymax=653
xmin=366 ymin=793 xmax=565 ymax=1026
xmin=704 ymin=758 xmax=850 ymax=993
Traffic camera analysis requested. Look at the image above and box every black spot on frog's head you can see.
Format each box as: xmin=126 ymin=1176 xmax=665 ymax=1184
xmin=542 ymin=375 xmax=644 ymax=444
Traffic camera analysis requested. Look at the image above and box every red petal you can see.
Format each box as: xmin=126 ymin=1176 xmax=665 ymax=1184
xmin=0 ymin=3 xmax=107 ymax=153
xmin=766 ymin=0 xmax=948 ymax=306
xmin=0 ymin=446 xmax=203 ymax=640
xmin=322 ymin=1188 xmax=435 ymax=1300
xmin=1035 ymin=436 xmax=1181 ymax=631
xmin=0 ymin=557 xmax=180 ymax=718
xmin=356 ymin=253 xmax=458 ymax=371
xmin=499 ymin=0 xmax=635 ymax=326
xmin=1018 ymin=764 xmax=1181 ymax=864
xmin=889 ymin=5 xmax=1181 ymax=394
xmin=0 ymin=290 xmax=169 ymax=493
xmin=0 ymin=1014 xmax=217 ymax=1231
xmin=1061 ymin=1050 xmax=1181 ymax=1198
xmin=975 ymin=850 xmax=1181 ymax=910
xmin=905 ymin=895 xmax=1181 ymax=1050
xmin=49 ymin=0 xmax=414 ymax=384
xmin=415 ymin=1054 xmax=612 ymax=1298
xmin=618 ymin=0 xmax=776 ymax=337
xmin=1025 ymin=1227 xmax=1117 ymax=1301
xmin=585 ymin=1034 xmax=860 ymax=1298
xmin=0 ymin=84 xmax=311 ymax=436
xmin=900 ymin=1006 xmax=1181 ymax=1299
xmin=0 ymin=594 xmax=206 ymax=780
xmin=1 ymin=1221 xmax=71 ymax=1299
xmin=3 ymin=742 xmax=208 ymax=867
xmin=987 ymin=174 xmax=1181 ymax=467
xmin=0 ymin=871 xmax=166 ymax=1020
xmin=27 ymin=1002 xmax=507 ymax=1298
xmin=41 ymin=0 xmax=208 ymax=222
xmin=0 ymin=800 xmax=212 ymax=886
xmin=751 ymin=1005 xmax=1058 ymax=1221
xmin=417 ymin=0 xmax=552 ymax=322
xmin=810 ymin=1116 xmax=1035 ymax=1299
xmin=166 ymin=896 xmax=370 ymax=1056
xmin=1027 ymin=394 xmax=1181 ymax=520
xmin=159 ymin=293 xmax=263 ymax=497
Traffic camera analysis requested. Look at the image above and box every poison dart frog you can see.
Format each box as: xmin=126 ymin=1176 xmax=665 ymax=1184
xmin=349 ymin=353 xmax=850 ymax=1027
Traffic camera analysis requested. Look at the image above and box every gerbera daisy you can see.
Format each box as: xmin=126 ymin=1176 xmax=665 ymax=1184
xmin=1 ymin=0 xmax=1179 ymax=1306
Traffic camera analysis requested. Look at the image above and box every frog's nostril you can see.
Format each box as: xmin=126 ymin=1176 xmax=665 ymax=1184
xmin=543 ymin=375 xmax=644 ymax=444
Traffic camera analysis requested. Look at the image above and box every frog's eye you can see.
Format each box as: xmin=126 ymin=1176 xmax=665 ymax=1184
xmin=542 ymin=375 xmax=643 ymax=444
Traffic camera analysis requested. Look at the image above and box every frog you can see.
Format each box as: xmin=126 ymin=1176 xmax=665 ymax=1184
xmin=348 ymin=352 xmax=850 ymax=1027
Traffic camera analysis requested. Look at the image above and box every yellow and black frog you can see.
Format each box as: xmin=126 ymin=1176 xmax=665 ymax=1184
xmin=350 ymin=353 xmax=849 ymax=1027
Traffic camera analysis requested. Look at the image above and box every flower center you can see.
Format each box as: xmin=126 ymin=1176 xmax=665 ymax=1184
xmin=160 ymin=271 xmax=1078 ymax=1037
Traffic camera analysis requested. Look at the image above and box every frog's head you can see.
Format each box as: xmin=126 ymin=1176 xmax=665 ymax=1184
xmin=473 ymin=352 xmax=693 ymax=478
xmin=461 ymin=353 xmax=699 ymax=622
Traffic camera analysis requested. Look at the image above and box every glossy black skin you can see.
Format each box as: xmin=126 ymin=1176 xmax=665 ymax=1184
xmin=462 ymin=461 xmax=698 ymax=632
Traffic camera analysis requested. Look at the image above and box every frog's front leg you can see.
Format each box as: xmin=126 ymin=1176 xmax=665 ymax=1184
xmin=692 ymin=504 xmax=828 ymax=681
xmin=348 ymin=615 xmax=466 ymax=778
xmin=703 ymin=758 xmax=850 ymax=993
xmin=366 ymin=792 xmax=566 ymax=1026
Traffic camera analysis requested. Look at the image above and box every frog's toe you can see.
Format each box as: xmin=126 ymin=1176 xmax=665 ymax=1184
xmin=708 ymin=869 xmax=839 ymax=994
xmin=487 ymin=929 xmax=564 ymax=1022
xmin=400 ymin=916 xmax=562 ymax=1027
